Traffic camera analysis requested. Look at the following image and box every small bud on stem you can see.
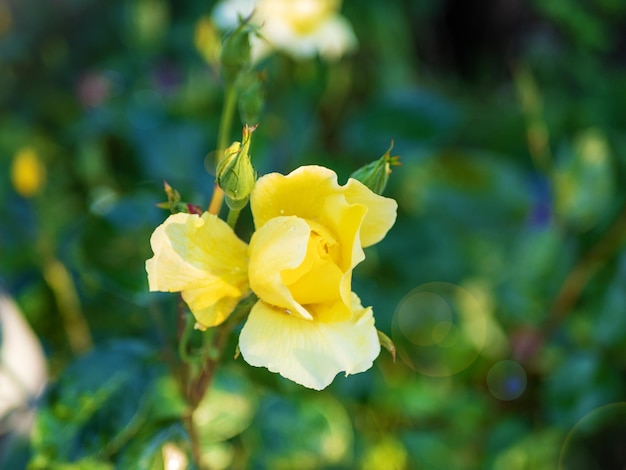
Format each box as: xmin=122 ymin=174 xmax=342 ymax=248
xmin=216 ymin=124 xmax=258 ymax=211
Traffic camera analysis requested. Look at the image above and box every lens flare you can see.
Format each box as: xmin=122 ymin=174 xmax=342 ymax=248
xmin=559 ymin=402 xmax=626 ymax=469
xmin=486 ymin=360 xmax=527 ymax=401
xmin=392 ymin=282 xmax=487 ymax=377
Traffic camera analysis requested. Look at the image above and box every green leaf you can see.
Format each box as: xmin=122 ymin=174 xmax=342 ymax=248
xmin=28 ymin=456 xmax=114 ymax=470
xmin=144 ymin=374 xmax=187 ymax=423
xmin=116 ymin=423 xmax=195 ymax=470
xmin=29 ymin=341 xmax=170 ymax=466
xmin=193 ymin=367 xmax=257 ymax=445
xmin=244 ymin=394 xmax=353 ymax=469
xmin=492 ymin=429 xmax=562 ymax=470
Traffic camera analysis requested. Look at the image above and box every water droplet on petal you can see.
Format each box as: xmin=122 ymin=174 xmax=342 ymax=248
xmin=288 ymin=225 xmax=295 ymax=232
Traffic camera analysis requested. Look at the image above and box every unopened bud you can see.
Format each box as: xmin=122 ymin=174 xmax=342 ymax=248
xmin=220 ymin=19 xmax=252 ymax=86
xmin=216 ymin=124 xmax=257 ymax=210
xmin=350 ymin=141 xmax=400 ymax=195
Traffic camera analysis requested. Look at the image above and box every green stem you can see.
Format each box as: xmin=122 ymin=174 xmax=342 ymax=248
xmin=190 ymin=293 xmax=258 ymax=404
xmin=178 ymin=312 xmax=198 ymax=365
xmin=218 ymin=85 xmax=238 ymax=160
xmin=208 ymin=85 xmax=239 ymax=215
xmin=181 ymin=294 xmax=257 ymax=469
xmin=183 ymin=83 xmax=241 ymax=470
xmin=546 ymin=202 xmax=626 ymax=332
xmin=226 ymin=207 xmax=242 ymax=229
xmin=512 ymin=63 xmax=553 ymax=175
xmin=185 ymin=412 xmax=204 ymax=469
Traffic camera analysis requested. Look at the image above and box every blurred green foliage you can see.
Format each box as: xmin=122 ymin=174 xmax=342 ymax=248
xmin=1 ymin=0 xmax=626 ymax=468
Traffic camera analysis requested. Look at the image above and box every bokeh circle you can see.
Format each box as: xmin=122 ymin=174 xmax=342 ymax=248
xmin=392 ymin=282 xmax=487 ymax=377
xmin=559 ymin=402 xmax=626 ymax=469
xmin=486 ymin=360 xmax=527 ymax=401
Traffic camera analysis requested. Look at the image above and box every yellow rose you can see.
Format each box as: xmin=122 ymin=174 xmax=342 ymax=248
xmin=146 ymin=165 xmax=397 ymax=389
xmin=146 ymin=212 xmax=249 ymax=328
xmin=239 ymin=165 xmax=396 ymax=389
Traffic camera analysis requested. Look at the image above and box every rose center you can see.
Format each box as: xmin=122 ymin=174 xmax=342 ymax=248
xmin=280 ymin=226 xmax=342 ymax=307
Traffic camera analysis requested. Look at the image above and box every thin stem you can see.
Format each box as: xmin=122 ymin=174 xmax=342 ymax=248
xmin=545 ymin=202 xmax=626 ymax=332
xmin=195 ymin=322 xmax=233 ymax=403
xmin=512 ymin=63 xmax=553 ymax=175
xmin=148 ymin=300 xmax=179 ymax=384
xmin=178 ymin=311 xmax=198 ymax=365
xmin=226 ymin=207 xmax=242 ymax=229
xmin=185 ymin=411 xmax=203 ymax=469
xmin=181 ymin=293 xmax=257 ymax=469
xmin=208 ymin=85 xmax=239 ymax=215
xmin=185 ymin=80 xmax=240 ymax=470
xmin=208 ymin=186 xmax=225 ymax=217
xmin=188 ymin=293 xmax=257 ymax=406
xmin=218 ymin=85 xmax=239 ymax=162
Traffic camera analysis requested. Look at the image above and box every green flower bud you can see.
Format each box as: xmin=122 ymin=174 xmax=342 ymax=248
xmin=220 ymin=19 xmax=252 ymax=86
xmin=350 ymin=141 xmax=401 ymax=195
xmin=216 ymin=124 xmax=257 ymax=211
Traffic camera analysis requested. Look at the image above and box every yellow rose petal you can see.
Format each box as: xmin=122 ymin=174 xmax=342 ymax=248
xmin=248 ymin=215 xmax=312 ymax=319
xmin=182 ymin=289 xmax=242 ymax=328
xmin=279 ymin=227 xmax=352 ymax=322
xmin=239 ymin=293 xmax=380 ymax=390
xmin=146 ymin=212 xmax=248 ymax=327
xmin=282 ymin=240 xmax=343 ymax=305
xmin=249 ymin=165 xmax=396 ymax=324
xmin=342 ymin=177 xmax=398 ymax=247
xmin=251 ymin=165 xmax=396 ymax=249
xmin=320 ymin=192 xmax=367 ymax=271
xmin=250 ymin=165 xmax=339 ymax=229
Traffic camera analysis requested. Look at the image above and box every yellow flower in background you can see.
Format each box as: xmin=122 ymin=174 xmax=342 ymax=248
xmin=211 ymin=0 xmax=357 ymax=61
xmin=146 ymin=165 xmax=397 ymax=389
xmin=146 ymin=212 xmax=249 ymax=329
xmin=11 ymin=147 xmax=46 ymax=198
xmin=240 ymin=165 xmax=397 ymax=389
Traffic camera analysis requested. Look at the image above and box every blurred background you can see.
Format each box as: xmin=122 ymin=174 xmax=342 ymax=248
xmin=1 ymin=0 xmax=626 ymax=468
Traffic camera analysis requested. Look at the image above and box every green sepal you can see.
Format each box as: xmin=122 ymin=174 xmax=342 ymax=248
xmin=377 ymin=329 xmax=396 ymax=363
xmin=156 ymin=181 xmax=202 ymax=214
xmin=350 ymin=141 xmax=401 ymax=195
